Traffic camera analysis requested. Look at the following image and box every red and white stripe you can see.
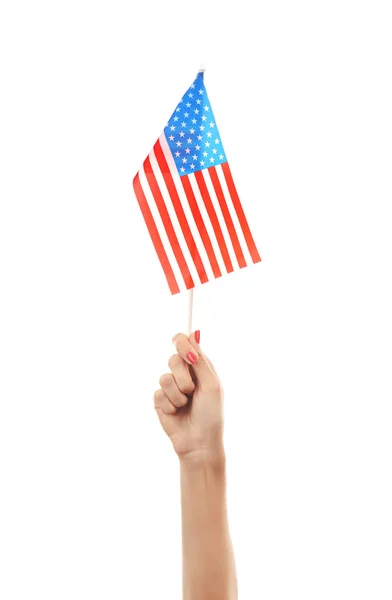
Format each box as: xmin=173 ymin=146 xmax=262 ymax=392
xmin=133 ymin=133 xmax=261 ymax=295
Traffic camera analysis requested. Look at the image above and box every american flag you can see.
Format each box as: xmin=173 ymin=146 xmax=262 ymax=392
xmin=133 ymin=71 xmax=261 ymax=295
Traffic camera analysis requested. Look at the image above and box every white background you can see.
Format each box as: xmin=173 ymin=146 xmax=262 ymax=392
xmin=1 ymin=1 xmax=391 ymax=598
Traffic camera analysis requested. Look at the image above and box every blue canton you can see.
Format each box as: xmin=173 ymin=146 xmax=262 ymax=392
xmin=164 ymin=72 xmax=227 ymax=177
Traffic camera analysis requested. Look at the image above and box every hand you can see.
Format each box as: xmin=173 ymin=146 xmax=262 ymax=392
xmin=153 ymin=331 xmax=225 ymax=464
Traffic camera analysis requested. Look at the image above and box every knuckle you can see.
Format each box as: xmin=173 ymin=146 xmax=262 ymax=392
xmin=172 ymin=332 xmax=188 ymax=350
xmin=179 ymin=378 xmax=195 ymax=396
xmin=159 ymin=373 xmax=173 ymax=388
xmin=163 ymin=403 xmax=177 ymax=415
xmin=168 ymin=353 xmax=182 ymax=369
xmin=153 ymin=389 xmax=164 ymax=402
xmin=174 ymin=394 xmax=188 ymax=407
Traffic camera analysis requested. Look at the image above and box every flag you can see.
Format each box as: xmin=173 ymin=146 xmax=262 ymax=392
xmin=133 ymin=71 xmax=262 ymax=295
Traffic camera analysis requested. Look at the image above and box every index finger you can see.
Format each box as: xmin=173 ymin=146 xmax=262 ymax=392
xmin=172 ymin=332 xmax=199 ymax=365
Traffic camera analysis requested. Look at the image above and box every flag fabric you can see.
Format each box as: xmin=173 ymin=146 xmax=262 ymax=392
xmin=133 ymin=71 xmax=261 ymax=295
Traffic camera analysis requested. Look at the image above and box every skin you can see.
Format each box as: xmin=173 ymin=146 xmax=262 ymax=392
xmin=153 ymin=331 xmax=238 ymax=600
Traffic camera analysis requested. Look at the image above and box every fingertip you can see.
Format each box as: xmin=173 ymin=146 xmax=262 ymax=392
xmin=190 ymin=329 xmax=200 ymax=346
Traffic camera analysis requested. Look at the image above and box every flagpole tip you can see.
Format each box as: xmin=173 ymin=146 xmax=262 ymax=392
xmin=198 ymin=62 xmax=207 ymax=73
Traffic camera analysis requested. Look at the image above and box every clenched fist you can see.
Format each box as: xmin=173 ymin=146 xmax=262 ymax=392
xmin=154 ymin=331 xmax=225 ymax=464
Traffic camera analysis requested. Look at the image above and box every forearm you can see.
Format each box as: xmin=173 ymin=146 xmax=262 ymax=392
xmin=180 ymin=452 xmax=238 ymax=600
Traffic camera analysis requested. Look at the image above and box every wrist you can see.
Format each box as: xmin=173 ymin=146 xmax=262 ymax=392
xmin=178 ymin=445 xmax=226 ymax=471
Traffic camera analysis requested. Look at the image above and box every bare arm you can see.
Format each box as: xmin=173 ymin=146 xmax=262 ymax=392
xmin=153 ymin=331 xmax=238 ymax=600
xmin=180 ymin=453 xmax=237 ymax=600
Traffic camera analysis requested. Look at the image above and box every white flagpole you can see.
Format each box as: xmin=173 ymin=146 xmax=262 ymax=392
xmin=187 ymin=288 xmax=194 ymax=336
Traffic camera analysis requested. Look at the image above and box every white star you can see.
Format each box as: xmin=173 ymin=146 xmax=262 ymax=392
xmin=194 ymin=108 xmax=199 ymax=114
xmin=199 ymin=89 xmax=204 ymax=95
xmin=196 ymin=99 xmax=201 ymax=105
xmin=202 ymin=115 xmax=207 ymax=121
xmin=186 ymin=139 xmax=192 ymax=145
xmin=219 ymin=154 xmax=224 ymax=160
xmin=210 ymin=157 xmax=215 ymax=163
xmin=182 ymin=158 xmax=187 ymax=163
xmin=209 ymin=122 xmax=215 ymax=128
xmin=185 ymin=148 xmax=191 ymax=154
xmin=200 ymin=160 xmax=205 ymax=166
xmin=190 ymin=128 xmax=195 ymax=134
xmin=188 ymin=92 xmax=194 ymax=98
xmin=176 ymin=107 xmax=181 ymax=112
xmin=191 ymin=84 xmax=195 ymax=89
xmin=190 ymin=164 xmax=195 ymax=169
xmin=184 ymin=112 xmax=189 ymax=118
xmin=180 ymin=131 xmax=185 ymax=137
xmin=170 ymin=125 xmax=176 ymax=131
xmin=176 ymin=141 xmax=182 ymax=147
xmin=204 ymin=106 xmax=209 ymax=111
xmin=181 ymin=121 xmax=187 ymax=127
xmin=207 ymin=132 xmax=212 ymax=138
xmin=169 ymin=135 xmax=174 ymax=141
xmin=193 ymin=154 xmax=197 ymax=160
xmin=186 ymin=102 xmax=191 ymax=108
xmin=215 ymin=138 xmax=220 ymax=144
xmin=175 ymin=151 xmax=180 ymax=157
xmin=180 ymin=167 xmax=185 ymax=172
xmin=203 ymin=151 xmax=207 ymax=157
xmin=195 ymin=144 xmax=200 ymax=150
xmin=200 ymin=125 xmax=205 ymax=131
xmin=192 ymin=118 xmax=197 ymax=124
xmin=205 ymin=141 xmax=210 ymax=147
xmin=197 ymin=135 xmax=202 ymax=141
xmin=174 ymin=116 xmax=179 ymax=121
xmin=212 ymin=148 xmax=217 ymax=154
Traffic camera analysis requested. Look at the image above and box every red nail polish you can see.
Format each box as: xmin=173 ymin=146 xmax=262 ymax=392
xmin=195 ymin=330 xmax=200 ymax=344
xmin=186 ymin=352 xmax=197 ymax=364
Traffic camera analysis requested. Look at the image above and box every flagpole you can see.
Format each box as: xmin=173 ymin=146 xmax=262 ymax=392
xmin=186 ymin=64 xmax=206 ymax=337
xmin=187 ymin=287 xmax=194 ymax=336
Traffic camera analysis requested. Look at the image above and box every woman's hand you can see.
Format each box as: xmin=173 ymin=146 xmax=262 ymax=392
xmin=154 ymin=331 xmax=237 ymax=600
xmin=153 ymin=331 xmax=225 ymax=464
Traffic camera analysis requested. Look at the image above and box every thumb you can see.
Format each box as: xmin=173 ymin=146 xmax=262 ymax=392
xmin=188 ymin=330 xmax=218 ymax=382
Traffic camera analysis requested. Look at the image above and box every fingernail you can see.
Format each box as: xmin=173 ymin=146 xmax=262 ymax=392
xmin=186 ymin=352 xmax=198 ymax=364
xmin=195 ymin=330 xmax=200 ymax=344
